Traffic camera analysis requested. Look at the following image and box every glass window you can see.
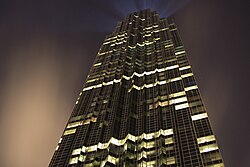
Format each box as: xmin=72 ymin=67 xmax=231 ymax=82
xmin=63 ymin=129 xmax=76 ymax=136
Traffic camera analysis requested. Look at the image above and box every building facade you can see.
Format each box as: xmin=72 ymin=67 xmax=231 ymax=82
xmin=49 ymin=9 xmax=224 ymax=167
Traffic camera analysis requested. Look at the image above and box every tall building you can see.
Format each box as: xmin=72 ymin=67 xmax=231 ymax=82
xmin=49 ymin=9 xmax=224 ymax=167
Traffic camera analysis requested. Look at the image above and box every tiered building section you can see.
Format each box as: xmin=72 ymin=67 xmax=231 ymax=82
xmin=49 ymin=9 xmax=224 ymax=167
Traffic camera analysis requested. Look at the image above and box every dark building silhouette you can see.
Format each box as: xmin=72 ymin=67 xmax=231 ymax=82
xmin=49 ymin=9 xmax=224 ymax=167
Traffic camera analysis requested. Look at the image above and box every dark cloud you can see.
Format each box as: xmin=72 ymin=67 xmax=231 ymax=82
xmin=0 ymin=0 xmax=249 ymax=166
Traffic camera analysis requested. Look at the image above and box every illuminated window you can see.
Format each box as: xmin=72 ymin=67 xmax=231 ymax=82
xmin=175 ymin=50 xmax=185 ymax=55
xmin=87 ymin=145 xmax=97 ymax=152
xmin=179 ymin=65 xmax=191 ymax=71
xmin=72 ymin=128 xmax=174 ymax=159
xmin=70 ymin=115 xmax=84 ymax=122
xmin=93 ymin=63 xmax=102 ymax=67
xmin=165 ymin=137 xmax=174 ymax=145
xmin=83 ymin=119 xmax=91 ymax=125
xmin=159 ymin=101 xmax=168 ymax=107
xmin=78 ymin=155 xmax=85 ymax=162
xmin=184 ymin=85 xmax=198 ymax=91
xmin=162 ymin=129 xmax=174 ymax=136
xmin=66 ymin=121 xmax=83 ymax=129
xmin=197 ymin=135 xmax=216 ymax=144
xmin=169 ymin=91 xmax=186 ymax=98
xmin=146 ymin=141 xmax=155 ymax=149
xmin=165 ymin=44 xmax=174 ymax=48
xmin=170 ymin=97 xmax=187 ymax=105
xmin=81 ymin=146 xmax=86 ymax=153
xmin=86 ymin=78 xmax=99 ymax=83
xmin=146 ymin=150 xmax=156 ymax=157
xmin=55 ymin=145 xmax=59 ymax=150
xmin=149 ymin=96 xmax=188 ymax=110
xmin=107 ymin=155 xmax=118 ymax=165
xmin=69 ymin=157 xmax=78 ymax=164
xmin=91 ymin=117 xmax=97 ymax=122
xmin=181 ymin=73 xmax=193 ymax=78
xmin=110 ymin=137 xmax=120 ymax=146
xmin=191 ymin=113 xmax=208 ymax=121
xmin=199 ymin=143 xmax=219 ymax=153
xmin=166 ymin=64 xmax=179 ymax=70
xmin=72 ymin=148 xmax=81 ymax=155
xmin=63 ymin=129 xmax=76 ymax=136
xmin=58 ymin=138 xmax=62 ymax=143
xmin=167 ymin=157 xmax=176 ymax=165
xmin=146 ymin=160 xmax=156 ymax=167
xmin=170 ymin=77 xmax=182 ymax=82
xmin=175 ymin=103 xmax=189 ymax=110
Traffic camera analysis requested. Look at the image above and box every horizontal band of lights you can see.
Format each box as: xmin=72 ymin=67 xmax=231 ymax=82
xmin=165 ymin=137 xmax=174 ymax=145
xmin=127 ymin=73 xmax=191 ymax=91
xmin=70 ymin=151 xmax=175 ymax=166
xmin=73 ymin=128 xmax=173 ymax=154
xmin=103 ymin=34 xmax=127 ymax=44
xmin=128 ymin=78 xmax=181 ymax=92
xmin=63 ymin=129 xmax=76 ymax=136
xmin=181 ymin=73 xmax=193 ymax=78
xmin=175 ymin=103 xmax=189 ymax=110
xmin=144 ymin=91 xmax=186 ymax=105
xmin=199 ymin=143 xmax=219 ymax=153
xmin=86 ymin=78 xmax=99 ymax=83
xmin=110 ymin=40 xmax=127 ymax=46
xmin=169 ymin=91 xmax=186 ymax=98
xmin=82 ymin=79 xmax=121 ymax=91
xmin=149 ymin=96 xmax=187 ymax=109
xmin=70 ymin=154 xmax=175 ymax=166
xmin=63 ymin=118 xmax=97 ymax=136
xmin=197 ymin=135 xmax=216 ymax=144
xmin=66 ymin=117 xmax=97 ymax=129
xmin=83 ymin=78 xmax=197 ymax=94
xmin=86 ymin=57 xmax=178 ymax=83
xmin=191 ymin=113 xmax=208 ymax=121
xmin=93 ymin=62 xmax=102 ymax=67
xmin=98 ymin=156 xmax=175 ymax=166
xmin=83 ymin=67 xmax=192 ymax=92
xmin=124 ymin=65 xmax=180 ymax=79
xmin=179 ymin=65 xmax=191 ymax=71
xmin=68 ymin=129 xmax=174 ymax=165
xmin=184 ymin=85 xmax=198 ymax=91
xmin=97 ymin=50 xmax=114 ymax=56
xmin=71 ymin=139 xmax=174 ymax=162
xmin=164 ymin=43 xmax=174 ymax=48
xmin=169 ymin=28 xmax=177 ymax=32
xmin=87 ymin=64 xmax=179 ymax=84
xmin=175 ymin=50 xmax=185 ymax=56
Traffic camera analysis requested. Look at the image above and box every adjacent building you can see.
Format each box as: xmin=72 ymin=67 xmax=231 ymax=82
xmin=49 ymin=9 xmax=224 ymax=167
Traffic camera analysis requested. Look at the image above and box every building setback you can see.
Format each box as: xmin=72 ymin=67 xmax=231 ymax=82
xmin=49 ymin=9 xmax=224 ymax=167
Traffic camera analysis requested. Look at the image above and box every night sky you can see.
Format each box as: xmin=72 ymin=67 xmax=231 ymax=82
xmin=0 ymin=0 xmax=250 ymax=166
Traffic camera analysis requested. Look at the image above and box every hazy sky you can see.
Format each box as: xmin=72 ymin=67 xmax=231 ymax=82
xmin=0 ymin=0 xmax=250 ymax=166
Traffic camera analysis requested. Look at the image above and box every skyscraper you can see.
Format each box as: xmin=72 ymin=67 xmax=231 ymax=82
xmin=49 ymin=9 xmax=224 ymax=167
